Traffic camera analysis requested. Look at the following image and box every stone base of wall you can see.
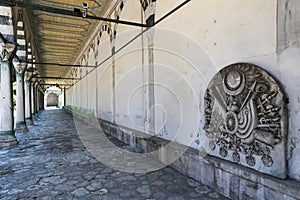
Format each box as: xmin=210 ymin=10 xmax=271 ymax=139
xmin=99 ymin=120 xmax=300 ymax=200
xmin=66 ymin=108 xmax=300 ymax=200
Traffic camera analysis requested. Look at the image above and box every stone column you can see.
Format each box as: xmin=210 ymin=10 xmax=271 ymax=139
xmin=24 ymin=71 xmax=33 ymax=124
xmin=63 ymin=87 xmax=66 ymax=108
xmin=34 ymin=83 xmax=39 ymax=115
xmin=31 ymin=79 xmax=36 ymax=118
xmin=14 ymin=62 xmax=28 ymax=132
xmin=36 ymin=85 xmax=41 ymax=113
xmin=36 ymin=87 xmax=40 ymax=113
xmin=0 ymin=40 xmax=17 ymax=146
xmin=40 ymin=91 xmax=44 ymax=110
xmin=34 ymin=83 xmax=38 ymax=115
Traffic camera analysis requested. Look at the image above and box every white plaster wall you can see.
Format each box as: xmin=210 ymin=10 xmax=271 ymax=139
xmin=153 ymin=30 xmax=212 ymax=148
xmin=277 ymin=0 xmax=300 ymax=182
xmin=66 ymin=89 xmax=70 ymax=106
xmin=96 ymin=33 xmax=113 ymax=122
xmin=86 ymin=70 xmax=97 ymax=113
xmin=117 ymin=0 xmax=141 ymax=34
xmin=70 ymin=86 xmax=75 ymax=108
xmin=66 ymin=0 xmax=277 ymax=139
xmin=155 ymin=0 xmax=277 ymax=74
xmin=65 ymin=0 xmax=300 ymax=181
xmin=80 ymin=59 xmax=87 ymax=110
xmin=80 ymin=73 xmax=88 ymax=110
xmin=113 ymin=0 xmax=148 ymax=131
xmin=154 ymin=0 xmax=278 ymax=147
xmin=279 ymin=48 xmax=300 ymax=181
xmin=114 ymin=42 xmax=145 ymax=132
xmin=66 ymin=86 xmax=73 ymax=107
xmin=86 ymin=47 xmax=96 ymax=112
xmin=73 ymin=82 xmax=81 ymax=109
xmin=67 ymin=0 xmax=278 ymax=150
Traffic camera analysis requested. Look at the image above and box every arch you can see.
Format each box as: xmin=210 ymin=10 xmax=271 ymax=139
xmin=47 ymin=93 xmax=58 ymax=107
xmin=113 ymin=0 xmax=127 ymax=36
xmin=140 ymin=0 xmax=156 ymax=26
xmin=15 ymin=9 xmax=27 ymax=61
xmin=17 ymin=10 xmax=24 ymax=22
xmin=99 ymin=22 xmax=113 ymax=43
xmin=27 ymin=42 xmax=32 ymax=67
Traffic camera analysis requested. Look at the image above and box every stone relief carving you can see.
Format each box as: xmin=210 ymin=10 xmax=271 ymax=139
xmin=204 ymin=63 xmax=287 ymax=178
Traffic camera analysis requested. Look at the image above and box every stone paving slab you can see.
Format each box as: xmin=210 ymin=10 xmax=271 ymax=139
xmin=0 ymin=109 xmax=229 ymax=200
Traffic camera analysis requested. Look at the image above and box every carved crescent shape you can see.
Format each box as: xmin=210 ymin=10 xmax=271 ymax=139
xmin=223 ymin=71 xmax=245 ymax=96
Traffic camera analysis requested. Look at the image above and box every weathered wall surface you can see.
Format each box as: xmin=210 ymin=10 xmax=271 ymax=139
xmin=65 ymin=0 xmax=300 ymax=182
xmin=277 ymin=0 xmax=300 ymax=182
xmin=278 ymin=0 xmax=300 ymax=51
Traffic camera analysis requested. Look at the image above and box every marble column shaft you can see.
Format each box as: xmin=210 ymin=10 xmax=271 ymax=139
xmin=31 ymin=80 xmax=36 ymax=118
xmin=36 ymin=87 xmax=40 ymax=113
xmin=0 ymin=41 xmax=17 ymax=146
xmin=14 ymin=63 xmax=28 ymax=132
xmin=24 ymin=72 xmax=33 ymax=124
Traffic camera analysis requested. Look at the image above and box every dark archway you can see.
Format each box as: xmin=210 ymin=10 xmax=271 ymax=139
xmin=47 ymin=93 xmax=58 ymax=107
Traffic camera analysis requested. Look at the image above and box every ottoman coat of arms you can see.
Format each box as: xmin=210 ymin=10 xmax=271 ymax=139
xmin=204 ymin=63 xmax=287 ymax=178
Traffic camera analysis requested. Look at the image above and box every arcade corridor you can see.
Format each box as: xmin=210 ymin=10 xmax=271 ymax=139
xmin=1 ymin=0 xmax=300 ymax=199
xmin=0 ymin=109 xmax=227 ymax=199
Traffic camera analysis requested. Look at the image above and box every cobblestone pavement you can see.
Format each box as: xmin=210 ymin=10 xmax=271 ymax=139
xmin=0 ymin=109 xmax=229 ymax=200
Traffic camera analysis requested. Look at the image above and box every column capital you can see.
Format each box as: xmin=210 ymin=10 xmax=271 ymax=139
xmin=31 ymin=77 xmax=37 ymax=84
xmin=24 ymin=71 xmax=33 ymax=81
xmin=34 ymin=81 xmax=39 ymax=87
xmin=0 ymin=34 xmax=17 ymax=61
xmin=14 ymin=62 xmax=27 ymax=74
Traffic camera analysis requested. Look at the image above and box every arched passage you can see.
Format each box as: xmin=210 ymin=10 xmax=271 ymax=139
xmin=47 ymin=93 xmax=58 ymax=107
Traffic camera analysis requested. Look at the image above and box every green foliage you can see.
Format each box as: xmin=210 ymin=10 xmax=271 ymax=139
xmin=13 ymin=82 xmax=16 ymax=106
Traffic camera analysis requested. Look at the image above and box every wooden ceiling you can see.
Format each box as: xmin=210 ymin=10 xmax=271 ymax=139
xmin=26 ymin=0 xmax=110 ymax=85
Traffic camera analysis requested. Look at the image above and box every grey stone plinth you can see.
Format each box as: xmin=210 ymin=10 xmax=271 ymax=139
xmin=26 ymin=117 xmax=33 ymax=125
xmin=0 ymin=131 xmax=17 ymax=147
xmin=15 ymin=122 xmax=28 ymax=133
